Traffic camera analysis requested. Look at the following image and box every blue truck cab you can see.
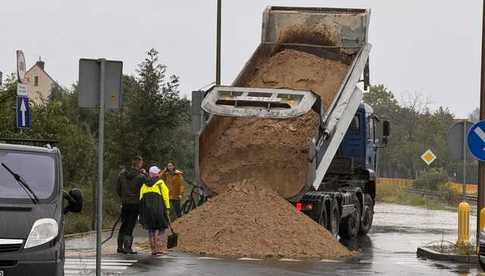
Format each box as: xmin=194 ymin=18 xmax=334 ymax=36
xmin=0 ymin=142 xmax=83 ymax=276
xmin=300 ymin=103 xmax=390 ymax=240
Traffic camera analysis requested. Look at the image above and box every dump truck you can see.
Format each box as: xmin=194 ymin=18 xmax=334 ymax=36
xmin=191 ymin=6 xmax=390 ymax=239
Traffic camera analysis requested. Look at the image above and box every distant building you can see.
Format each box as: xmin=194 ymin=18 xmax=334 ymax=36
xmin=24 ymin=58 xmax=59 ymax=105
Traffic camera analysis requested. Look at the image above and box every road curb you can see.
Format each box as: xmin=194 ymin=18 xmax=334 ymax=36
xmin=416 ymin=247 xmax=478 ymax=263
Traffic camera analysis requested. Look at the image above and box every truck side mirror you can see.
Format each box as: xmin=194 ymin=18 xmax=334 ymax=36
xmin=382 ymin=121 xmax=390 ymax=144
xmin=64 ymin=188 xmax=83 ymax=214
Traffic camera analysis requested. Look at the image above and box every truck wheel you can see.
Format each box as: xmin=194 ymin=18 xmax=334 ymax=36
xmin=359 ymin=194 xmax=374 ymax=235
xmin=329 ymin=200 xmax=340 ymax=238
xmin=339 ymin=198 xmax=361 ymax=240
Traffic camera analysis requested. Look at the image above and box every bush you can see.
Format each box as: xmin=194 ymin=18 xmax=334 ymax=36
xmin=415 ymin=168 xmax=448 ymax=191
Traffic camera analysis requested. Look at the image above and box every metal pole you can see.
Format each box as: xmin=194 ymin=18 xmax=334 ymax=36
xmin=463 ymin=120 xmax=467 ymax=201
xmin=96 ymin=59 xmax=106 ymax=276
xmin=478 ymin=0 xmax=485 ymax=245
xmin=216 ymin=0 xmax=222 ymax=85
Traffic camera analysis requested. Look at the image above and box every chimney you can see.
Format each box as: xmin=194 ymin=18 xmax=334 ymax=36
xmin=36 ymin=57 xmax=45 ymax=70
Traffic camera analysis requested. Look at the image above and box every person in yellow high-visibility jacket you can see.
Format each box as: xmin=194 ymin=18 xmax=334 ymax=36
xmin=139 ymin=166 xmax=170 ymax=256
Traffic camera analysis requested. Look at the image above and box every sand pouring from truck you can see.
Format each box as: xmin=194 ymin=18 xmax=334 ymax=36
xmin=192 ymin=6 xmax=390 ymax=240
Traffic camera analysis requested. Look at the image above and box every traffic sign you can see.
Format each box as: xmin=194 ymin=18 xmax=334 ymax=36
xmin=16 ymin=50 xmax=26 ymax=84
xmin=468 ymin=121 xmax=485 ymax=161
xmin=421 ymin=149 xmax=436 ymax=166
xmin=448 ymin=120 xmax=474 ymax=161
xmin=17 ymin=83 xmax=28 ymax=96
xmin=16 ymin=96 xmax=30 ymax=129
xmin=79 ymin=59 xmax=122 ymax=110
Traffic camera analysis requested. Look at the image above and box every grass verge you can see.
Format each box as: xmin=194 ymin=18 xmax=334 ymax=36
xmin=376 ymin=183 xmax=454 ymax=211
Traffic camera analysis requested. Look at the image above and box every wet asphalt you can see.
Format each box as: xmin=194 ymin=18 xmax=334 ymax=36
xmin=66 ymin=203 xmax=483 ymax=275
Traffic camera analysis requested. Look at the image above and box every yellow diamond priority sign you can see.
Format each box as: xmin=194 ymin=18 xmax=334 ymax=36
xmin=421 ymin=149 xmax=437 ymax=166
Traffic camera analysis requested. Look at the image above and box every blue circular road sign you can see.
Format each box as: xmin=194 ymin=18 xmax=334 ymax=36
xmin=468 ymin=120 xmax=485 ymax=161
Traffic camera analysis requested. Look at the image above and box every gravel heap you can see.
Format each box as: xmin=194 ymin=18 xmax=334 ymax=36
xmin=170 ymin=183 xmax=351 ymax=259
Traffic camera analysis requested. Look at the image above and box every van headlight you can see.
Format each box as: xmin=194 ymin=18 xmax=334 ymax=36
xmin=24 ymin=218 xmax=59 ymax=249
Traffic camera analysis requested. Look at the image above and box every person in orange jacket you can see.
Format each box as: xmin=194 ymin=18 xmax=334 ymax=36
xmin=161 ymin=162 xmax=185 ymax=218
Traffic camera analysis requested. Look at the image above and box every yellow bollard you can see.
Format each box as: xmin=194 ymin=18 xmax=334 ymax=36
xmin=457 ymin=201 xmax=470 ymax=248
xmin=478 ymin=208 xmax=485 ymax=254
xmin=480 ymin=208 xmax=485 ymax=233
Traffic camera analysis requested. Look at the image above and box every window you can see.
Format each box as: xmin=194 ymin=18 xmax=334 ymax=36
xmin=368 ymin=118 xmax=376 ymax=142
xmin=34 ymin=76 xmax=39 ymax=87
xmin=349 ymin=115 xmax=360 ymax=133
xmin=0 ymin=151 xmax=56 ymax=202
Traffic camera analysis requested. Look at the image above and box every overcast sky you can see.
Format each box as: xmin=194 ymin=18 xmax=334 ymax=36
xmin=1 ymin=0 xmax=482 ymax=117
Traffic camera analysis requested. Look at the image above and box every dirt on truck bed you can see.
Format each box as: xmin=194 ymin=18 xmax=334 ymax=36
xmin=200 ymin=49 xmax=350 ymax=199
xmin=170 ymin=184 xmax=351 ymax=259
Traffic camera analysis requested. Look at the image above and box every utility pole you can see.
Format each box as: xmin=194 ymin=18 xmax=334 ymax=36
xmin=216 ymin=0 xmax=222 ymax=85
xmin=477 ymin=0 xmax=485 ymax=245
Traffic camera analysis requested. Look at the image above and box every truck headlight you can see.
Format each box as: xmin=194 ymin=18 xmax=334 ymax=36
xmin=24 ymin=218 xmax=59 ymax=249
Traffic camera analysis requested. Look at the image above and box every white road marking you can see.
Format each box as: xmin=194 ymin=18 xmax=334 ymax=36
xmin=64 ymin=265 xmax=128 ymax=270
xmin=279 ymin=258 xmax=302 ymax=262
xmin=320 ymin=259 xmax=342 ymax=263
xmin=65 ymin=259 xmax=138 ymax=263
xmin=156 ymin=255 xmax=179 ymax=259
xmin=64 ymin=258 xmax=137 ymax=275
xmin=237 ymin=257 xmax=263 ymax=261
xmin=197 ymin=256 xmax=222 ymax=260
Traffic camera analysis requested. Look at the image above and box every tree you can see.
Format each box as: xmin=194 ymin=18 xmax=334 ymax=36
xmin=469 ymin=107 xmax=480 ymax=122
xmin=0 ymin=49 xmax=194 ymax=233
xmin=364 ymin=85 xmax=463 ymax=183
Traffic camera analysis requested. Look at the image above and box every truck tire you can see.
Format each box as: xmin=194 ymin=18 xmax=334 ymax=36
xmin=329 ymin=199 xmax=340 ymax=238
xmin=359 ymin=194 xmax=374 ymax=235
xmin=339 ymin=197 xmax=361 ymax=240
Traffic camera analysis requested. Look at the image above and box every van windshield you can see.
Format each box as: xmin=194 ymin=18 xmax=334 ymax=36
xmin=0 ymin=150 xmax=56 ymax=202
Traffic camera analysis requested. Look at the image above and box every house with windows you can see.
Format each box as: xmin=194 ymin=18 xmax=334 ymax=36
xmin=24 ymin=59 xmax=59 ymax=105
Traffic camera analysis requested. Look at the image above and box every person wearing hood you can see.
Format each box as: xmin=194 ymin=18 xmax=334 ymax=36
xmin=116 ymin=156 xmax=147 ymax=254
xmin=139 ymin=166 xmax=171 ymax=256
xmin=161 ymin=161 xmax=185 ymax=219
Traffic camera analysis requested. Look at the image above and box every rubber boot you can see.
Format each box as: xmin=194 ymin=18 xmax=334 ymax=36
xmin=124 ymin=236 xmax=137 ymax=255
xmin=117 ymin=235 xmax=125 ymax=254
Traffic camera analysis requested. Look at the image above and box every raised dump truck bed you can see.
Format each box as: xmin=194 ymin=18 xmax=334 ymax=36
xmin=193 ymin=6 xmax=371 ymax=202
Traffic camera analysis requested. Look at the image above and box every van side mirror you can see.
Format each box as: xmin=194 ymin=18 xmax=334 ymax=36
xmin=64 ymin=188 xmax=83 ymax=214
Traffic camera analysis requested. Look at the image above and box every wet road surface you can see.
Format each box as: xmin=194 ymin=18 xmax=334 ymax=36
xmin=66 ymin=203 xmax=482 ymax=275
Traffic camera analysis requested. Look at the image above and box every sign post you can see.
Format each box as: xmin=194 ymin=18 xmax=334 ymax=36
xmin=478 ymin=0 xmax=485 ymax=246
xmin=96 ymin=59 xmax=105 ymax=276
xmin=16 ymin=50 xmax=30 ymax=130
xmin=469 ymin=121 xmax=485 ymax=246
xmin=448 ymin=120 xmax=474 ymax=200
xmin=79 ymin=58 xmax=122 ymax=276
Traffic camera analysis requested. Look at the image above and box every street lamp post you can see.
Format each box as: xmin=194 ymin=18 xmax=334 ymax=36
xmin=216 ymin=0 xmax=222 ymax=85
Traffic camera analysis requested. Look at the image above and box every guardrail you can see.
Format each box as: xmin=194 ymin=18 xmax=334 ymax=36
xmin=407 ymin=188 xmax=478 ymax=203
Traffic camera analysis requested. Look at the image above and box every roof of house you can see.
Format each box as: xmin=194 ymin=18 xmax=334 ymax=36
xmin=25 ymin=63 xmax=60 ymax=87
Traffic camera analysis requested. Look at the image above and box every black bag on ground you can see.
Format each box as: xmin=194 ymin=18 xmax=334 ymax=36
xmin=167 ymin=225 xmax=178 ymax=249
xmin=162 ymin=198 xmax=178 ymax=249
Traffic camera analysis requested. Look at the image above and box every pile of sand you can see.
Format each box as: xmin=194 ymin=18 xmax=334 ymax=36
xmin=170 ymin=184 xmax=351 ymax=259
xmin=200 ymin=49 xmax=349 ymax=199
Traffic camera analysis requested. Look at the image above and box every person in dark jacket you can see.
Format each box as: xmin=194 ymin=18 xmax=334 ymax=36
xmin=116 ymin=156 xmax=146 ymax=254
xmin=139 ymin=166 xmax=170 ymax=256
